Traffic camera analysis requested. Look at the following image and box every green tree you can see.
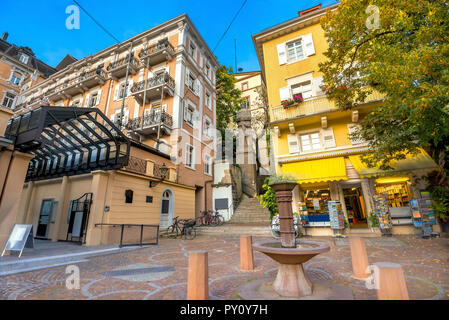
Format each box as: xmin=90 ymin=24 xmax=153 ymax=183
xmin=319 ymin=0 xmax=449 ymax=196
xmin=215 ymin=65 xmax=245 ymax=134
xmin=258 ymin=177 xmax=278 ymax=219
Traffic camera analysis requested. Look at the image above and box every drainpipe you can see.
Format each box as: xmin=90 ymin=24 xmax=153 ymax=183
xmin=119 ymin=42 xmax=133 ymax=129
xmin=204 ymin=179 xmax=213 ymax=211
xmin=140 ymin=48 xmax=150 ymax=131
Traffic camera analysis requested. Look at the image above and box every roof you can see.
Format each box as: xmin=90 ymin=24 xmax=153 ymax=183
xmin=55 ymin=54 xmax=78 ymax=71
xmin=0 ymin=38 xmax=57 ymax=78
xmin=252 ymin=3 xmax=339 ymax=80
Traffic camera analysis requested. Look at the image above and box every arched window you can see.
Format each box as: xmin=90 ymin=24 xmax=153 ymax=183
xmin=161 ymin=190 xmax=171 ymax=214
xmin=125 ymin=189 xmax=133 ymax=203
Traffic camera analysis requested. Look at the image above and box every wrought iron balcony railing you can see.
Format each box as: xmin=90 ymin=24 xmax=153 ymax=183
xmin=130 ymin=72 xmax=175 ymax=94
xmin=107 ymin=55 xmax=137 ymax=71
xmin=138 ymin=39 xmax=175 ymax=60
xmin=270 ymin=90 xmax=384 ymax=123
xmin=126 ymin=110 xmax=173 ymax=131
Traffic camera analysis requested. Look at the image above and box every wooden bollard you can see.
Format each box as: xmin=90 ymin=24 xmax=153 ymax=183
xmin=240 ymin=236 xmax=254 ymax=271
xmin=375 ymin=262 xmax=409 ymax=300
xmin=187 ymin=251 xmax=209 ymax=300
xmin=349 ymin=236 xmax=370 ymax=278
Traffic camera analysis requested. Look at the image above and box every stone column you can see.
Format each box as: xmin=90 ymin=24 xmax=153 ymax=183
xmin=0 ymin=151 xmax=34 ymax=252
xmin=235 ymin=110 xmax=258 ymax=197
xmin=84 ymin=170 xmax=109 ymax=246
xmin=271 ymin=182 xmax=297 ymax=248
xmin=361 ymin=179 xmax=374 ymax=217
xmin=17 ymin=181 xmax=34 ymax=223
xmin=337 ymin=183 xmax=349 ymax=221
xmin=50 ymin=176 xmax=70 ymax=242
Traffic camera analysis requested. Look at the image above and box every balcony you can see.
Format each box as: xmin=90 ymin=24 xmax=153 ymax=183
xmin=270 ymin=90 xmax=384 ymax=123
xmin=63 ymin=68 xmax=107 ymax=96
xmin=123 ymin=155 xmax=175 ymax=181
xmin=130 ymin=72 xmax=175 ymax=104
xmin=46 ymin=85 xmax=65 ymax=103
xmin=138 ymin=39 xmax=175 ymax=66
xmin=126 ymin=110 xmax=173 ymax=136
xmin=26 ymin=96 xmax=49 ymax=110
xmin=107 ymin=55 xmax=139 ymax=79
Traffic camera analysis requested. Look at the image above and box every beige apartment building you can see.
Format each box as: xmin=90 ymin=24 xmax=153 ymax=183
xmin=2 ymin=14 xmax=219 ymax=247
xmin=0 ymin=32 xmax=56 ymax=111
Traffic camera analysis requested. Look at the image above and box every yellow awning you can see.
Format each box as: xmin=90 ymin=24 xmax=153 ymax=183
xmin=349 ymin=149 xmax=438 ymax=179
xmin=281 ymin=157 xmax=348 ymax=184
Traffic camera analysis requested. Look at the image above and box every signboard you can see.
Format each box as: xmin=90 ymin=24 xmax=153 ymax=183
xmin=2 ymin=224 xmax=34 ymax=258
xmin=312 ymin=198 xmax=321 ymax=211
xmin=215 ymin=198 xmax=229 ymax=211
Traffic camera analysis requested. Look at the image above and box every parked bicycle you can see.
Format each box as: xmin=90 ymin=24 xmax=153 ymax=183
xmin=270 ymin=214 xmax=302 ymax=239
xmin=165 ymin=216 xmax=196 ymax=240
xmin=196 ymin=210 xmax=224 ymax=227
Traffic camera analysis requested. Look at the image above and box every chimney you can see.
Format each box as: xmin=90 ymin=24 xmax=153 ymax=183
xmin=298 ymin=4 xmax=322 ymax=16
xmin=1 ymin=32 xmax=8 ymax=41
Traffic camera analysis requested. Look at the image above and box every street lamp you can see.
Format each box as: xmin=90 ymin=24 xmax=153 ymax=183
xmin=149 ymin=163 xmax=169 ymax=188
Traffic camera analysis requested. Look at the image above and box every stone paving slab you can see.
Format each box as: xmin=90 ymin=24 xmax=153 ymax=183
xmin=0 ymin=235 xmax=448 ymax=300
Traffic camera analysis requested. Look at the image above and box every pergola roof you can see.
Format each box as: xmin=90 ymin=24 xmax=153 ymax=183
xmin=5 ymin=106 xmax=130 ymax=181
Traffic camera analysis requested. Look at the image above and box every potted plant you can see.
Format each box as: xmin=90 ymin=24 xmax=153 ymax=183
xmin=281 ymin=94 xmax=304 ymax=109
xmin=368 ymin=211 xmax=380 ymax=233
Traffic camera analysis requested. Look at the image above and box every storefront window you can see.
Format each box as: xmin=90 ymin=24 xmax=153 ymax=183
xmin=302 ymin=189 xmax=330 ymax=214
xmin=375 ymin=180 xmax=411 ymax=208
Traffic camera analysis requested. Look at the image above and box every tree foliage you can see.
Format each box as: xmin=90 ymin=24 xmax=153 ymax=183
xmin=215 ymin=65 xmax=245 ymax=134
xmin=258 ymin=177 xmax=278 ymax=218
xmin=319 ymin=0 xmax=449 ymax=192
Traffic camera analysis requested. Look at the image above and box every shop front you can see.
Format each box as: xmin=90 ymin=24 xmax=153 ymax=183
xmin=280 ymin=150 xmax=440 ymax=236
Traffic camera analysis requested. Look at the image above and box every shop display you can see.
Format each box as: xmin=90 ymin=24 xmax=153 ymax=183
xmin=298 ymin=202 xmax=308 ymax=225
xmin=375 ymin=182 xmax=411 ymax=208
xmin=373 ymin=194 xmax=392 ymax=235
xmin=328 ymin=201 xmax=345 ymax=230
xmin=409 ymin=199 xmax=422 ymax=228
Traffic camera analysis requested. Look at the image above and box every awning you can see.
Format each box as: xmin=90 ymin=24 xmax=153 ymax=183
xmin=281 ymin=157 xmax=348 ymax=184
xmin=348 ymin=150 xmax=438 ymax=179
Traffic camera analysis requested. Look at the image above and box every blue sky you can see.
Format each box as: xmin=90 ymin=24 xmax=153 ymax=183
xmin=0 ymin=0 xmax=337 ymax=71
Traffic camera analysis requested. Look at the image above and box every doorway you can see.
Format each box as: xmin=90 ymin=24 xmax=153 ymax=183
xmin=66 ymin=193 xmax=92 ymax=244
xmin=343 ymin=186 xmax=367 ymax=228
xmin=36 ymin=199 xmax=54 ymax=238
xmin=159 ymin=189 xmax=173 ymax=228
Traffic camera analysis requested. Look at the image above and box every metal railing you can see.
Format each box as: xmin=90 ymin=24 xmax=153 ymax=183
xmin=139 ymin=39 xmax=175 ymax=58
xmin=271 ymin=90 xmax=384 ymax=122
xmin=95 ymin=223 xmax=160 ymax=247
xmin=123 ymin=155 xmax=147 ymax=174
xmin=130 ymin=72 xmax=175 ymax=93
xmin=107 ymin=55 xmax=136 ymax=71
xmin=126 ymin=110 xmax=173 ymax=131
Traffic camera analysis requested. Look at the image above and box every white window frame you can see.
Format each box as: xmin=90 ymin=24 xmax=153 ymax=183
xmin=204 ymin=154 xmax=212 ymax=175
xmin=203 ymin=116 xmax=212 ymax=139
xmin=2 ymin=91 xmax=16 ymax=109
xmin=88 ymin=91 xmax=100 ymax=107
xmin=189 ymin=41 xmax=196 ymax=58
xmin=19 ymin=53 xmax=29 ymax=64
xmin=205 ymin=90 xmax=212 ymax=110
xmin=184 ymin=102 xmax=195 ymax=126
xmin=9 ymin=70 xmax=23 ymax=85
xmin=205 ymin=63 xmax=211 ymax=78
xmin=299 ymin=132 xmax=322 ymax=153
xmin=286 ymin=39 xmax=305 ymax=64
xmin=291 ymin=80 xmax=313 ymax=100
xmin=185 ymin=143 xmax=195 ymax=169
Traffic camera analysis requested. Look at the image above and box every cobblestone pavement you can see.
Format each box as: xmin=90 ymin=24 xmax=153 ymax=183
xmin=0 ymin=235 xmax=448 ymax=300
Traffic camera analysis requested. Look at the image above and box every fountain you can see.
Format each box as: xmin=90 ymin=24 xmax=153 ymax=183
xmin=252 ymin=178 xmax=330 ymax=297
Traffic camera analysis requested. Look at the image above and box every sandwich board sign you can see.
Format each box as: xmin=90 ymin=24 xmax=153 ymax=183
xmin=1 ymin=224 xmax=34 ymax=258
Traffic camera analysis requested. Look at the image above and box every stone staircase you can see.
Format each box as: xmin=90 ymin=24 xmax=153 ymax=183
xmin=228 ymin=194 xmax=271 ymax=225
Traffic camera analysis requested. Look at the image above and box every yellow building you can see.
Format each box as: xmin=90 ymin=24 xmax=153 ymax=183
xmin=253 ymin=4 xmax=439 ymax=235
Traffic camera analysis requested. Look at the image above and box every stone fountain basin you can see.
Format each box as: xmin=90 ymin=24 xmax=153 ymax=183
xmin=253 ymin=240 xmax=330 ymax=265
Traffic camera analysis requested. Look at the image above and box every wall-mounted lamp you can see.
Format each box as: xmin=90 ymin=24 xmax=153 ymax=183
xmin=149 ymin=163 xmax=169 ymax=188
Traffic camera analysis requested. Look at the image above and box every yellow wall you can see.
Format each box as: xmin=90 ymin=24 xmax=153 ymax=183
xmin=262 ymin=23 xmax=327 ymax=108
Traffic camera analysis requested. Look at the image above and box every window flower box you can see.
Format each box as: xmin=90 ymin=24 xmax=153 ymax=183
xmin=281 ymin=94 xmax=303 ymax=109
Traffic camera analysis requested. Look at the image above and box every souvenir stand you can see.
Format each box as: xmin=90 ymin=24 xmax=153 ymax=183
xmin=328 ymin=201 xmax=345 ymax=237
xmin=373 ymin=194 xmax=393 ymax=236
xmin=298 ymin=201 xmax=308 ymax=226
xmin=417 ymin=191 xmax=439 ymax=238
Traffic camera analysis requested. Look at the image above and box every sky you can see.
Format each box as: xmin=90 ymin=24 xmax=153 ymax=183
xmin=0 ymin=0 xmax=338 ymax=71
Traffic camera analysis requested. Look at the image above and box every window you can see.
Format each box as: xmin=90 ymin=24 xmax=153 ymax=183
xmin=241 ymin=96 xmax=250 ymax=109
xmin=242 ymin=82 xmax=248 ymax=91
xmin=2 ymin=92 xmax=16 ymax=109
xmin=146 ymin=196 xmax=153 ymax=203
xmin=287 ymin=39 xmax=305 ymax=63
xmin=205 ymin=91 xmax=211 ymax=109
xmin=204 ymin=154 xmax=212 ymax=175
xmin=184 ymin=103 xmax=195 ymax=126
xmin=117 ymin=82 xmax=130 ymax=99
xmin=189 ymin=42 xmax=196 ymax=58
xmin=291 ymin=81 xmax=313 ymax=99
xmin=205 ymin=63 xmax=210 ymax=78
xmin=185 ymin=144 xmax=195 ymax=169
xmin=125 ymin=190 xmax=133 ymax=203
xmin=88 ymin=92 xmax=98 ymax=107
xmin=203 ymin=117 xmax=212 ymax=138
xmin=10 ymin=71 xmax=22 ymax=85
xmin=71 ymin=99 xmax=81 ymax=107
xmin=300 ymin=132 xmax=321 ymax=152
xmin=188 ymin=72 xmax=197 ymax=92
xmin=19 ymin=54 xmax=29 ymax=64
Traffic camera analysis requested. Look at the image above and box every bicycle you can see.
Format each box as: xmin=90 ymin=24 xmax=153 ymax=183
xmin=196 ymin=210 xmax=224 ymax=227
xmin=166 ymin=216 xmax=196 ymax=240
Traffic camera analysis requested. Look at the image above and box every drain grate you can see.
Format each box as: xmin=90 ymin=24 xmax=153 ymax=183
xmin=102 ymin=266 xmax=175 ymax=277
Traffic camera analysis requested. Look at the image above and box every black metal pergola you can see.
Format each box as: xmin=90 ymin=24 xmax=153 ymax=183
xmin=5 ymin=106 xmax=130 ymax=181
